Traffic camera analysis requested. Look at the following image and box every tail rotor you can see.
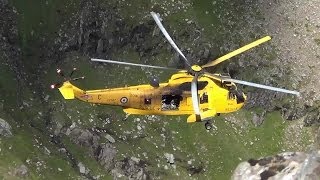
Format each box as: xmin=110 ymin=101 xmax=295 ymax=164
xmin=50 ymin=68 xmax=85 ymax=89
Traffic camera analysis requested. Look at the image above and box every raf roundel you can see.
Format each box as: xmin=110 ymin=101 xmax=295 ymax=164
xmin=120 ymin=97 xmax=128 ymax=104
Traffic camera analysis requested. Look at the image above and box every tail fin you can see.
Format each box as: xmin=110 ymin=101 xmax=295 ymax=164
xmin=58 ymin=81 xmax=84 ymax=100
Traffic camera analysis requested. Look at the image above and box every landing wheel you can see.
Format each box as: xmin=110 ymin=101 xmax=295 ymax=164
xmin=205 ymin=121 xmax=213 ymax=130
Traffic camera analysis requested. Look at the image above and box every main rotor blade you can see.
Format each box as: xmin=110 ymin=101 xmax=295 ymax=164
xmin=202 ymin=36 xmax=272 ymax=68
xmin=223 ymin=78 xmax=300 ymax=96
xmin=150 ymin=12 xmax=191 ymax=67
xmin=91 ymin=58 xmax=181 ymax=71
xmin=205 ymin=72 xmax=299 ymax=95
xmin=191 ymin=75 xmax=201 ymax=115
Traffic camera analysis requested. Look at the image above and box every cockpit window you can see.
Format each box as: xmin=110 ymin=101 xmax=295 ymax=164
xmin=178 ymin=81 xmax=208 ymax=91
xmin=227 ymin=92 xmax=236 ymax=100
xmin=200 ymin=92 xmax=209 ymax=104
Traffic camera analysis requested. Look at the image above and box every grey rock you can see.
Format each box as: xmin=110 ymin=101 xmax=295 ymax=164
xmin=232 ymin=151 xmax=320 ymax=180
xmin=105 ymin=134 xmax=115 ymax=143
xmin=22 ymin=101 xmax=30 ymax=107
xmin=78 ymin=162 xmax=89 ymax=174
xmin=0 ymin=118 xmax=12 ymax=137
xmin=164 ymin=153 xmax=175 ymax=164
xmin=281 ymin=105 xmax=307 ymax=121
xmin=44 ymin=146 xmax=51 ymax=155
xmin=130 ymin=157 xmax=140 ymax=163
xmin=137 ymin=125 xmax=142 ymax=131
xmin=304 ymin=110 xmax=320 ymax=126
xmin=203 ymin=47 xmax=210 ymax=59
xmin=58 ymin=148 xmax=67 ymax=154
xmin=96 ymin=39 xmax=104 ymax=54
xmin=198 ymin=47 xmax=210 ymax=60
xmin=0 ymin=0 xmax=8 ymax=6
xmin=14 ymin=164 xmax=28 ymax=177
xmin=70 ymin=122 xmax=76 ymax=129
xmin=108 ymin=38 xmax=114 ymax=46
xmin=111 ymin=168 xmax=125 ymax=178
xmin=112 ymin=157 xmax=148 ymax=180
xmin=98 ymin=143 xmax=117 ymax=170
xmin=69 ymin=128 xmax=100 ymax=150
xmin=252 ymin=111 xmax=266 ymax=126
xmin=44 ymin=95 xmax=50 ymax=102
xmin=54 ymin=122 xmax=63 ymax=136
xmin=245 ymin=91 xmax=284 ymax=110
xmin=65 ymin=128 xmax=71 ymax=136
xmin=134 ymin=168 xmax=147 ymax=180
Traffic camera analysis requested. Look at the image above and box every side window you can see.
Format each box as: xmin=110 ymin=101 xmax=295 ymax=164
xmin=200 ymin=92 xmax=208 ymax=104
xmin=227 ymin=92 xmax=235 ymax=100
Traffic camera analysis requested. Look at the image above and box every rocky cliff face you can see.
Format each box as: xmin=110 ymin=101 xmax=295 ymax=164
xmin=232 ymin=150 xmax=320 ymax=180
xmin=232 ymin=1 xmax=320 ymax=178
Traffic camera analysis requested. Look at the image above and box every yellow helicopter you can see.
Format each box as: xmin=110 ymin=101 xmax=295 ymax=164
xmin=52 ymin=12 xmax=299 ymax=130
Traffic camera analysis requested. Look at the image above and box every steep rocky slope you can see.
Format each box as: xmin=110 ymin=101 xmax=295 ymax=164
xmin=0 ymin=0 xmax=319 ymax=179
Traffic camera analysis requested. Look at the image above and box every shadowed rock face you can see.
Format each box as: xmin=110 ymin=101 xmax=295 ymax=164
xmin=232 ymin=151 xmax=320 ymax=180
xmin=112 ymin=157 xmax=149 ymax=180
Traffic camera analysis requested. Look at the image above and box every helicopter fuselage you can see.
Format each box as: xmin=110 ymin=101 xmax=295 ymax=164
xmin=58 ymin=71 xmax=245 ymax=122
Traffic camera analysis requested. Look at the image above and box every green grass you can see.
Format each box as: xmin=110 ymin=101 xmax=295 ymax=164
xmin=0 ymin=121 xmax=80 ymax=179
xmin=93 ymin=110 xmax=294 ymax=179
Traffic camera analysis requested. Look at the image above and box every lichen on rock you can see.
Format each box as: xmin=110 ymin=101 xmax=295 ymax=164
xmin=232 ymin=151 xmax=320 ymax=180
xmin=0 ymin=118 xmax=12 ymax=137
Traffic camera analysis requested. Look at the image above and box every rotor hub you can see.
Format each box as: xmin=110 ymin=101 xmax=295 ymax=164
xmin=191 ymin=65 xmax=202 ymax=72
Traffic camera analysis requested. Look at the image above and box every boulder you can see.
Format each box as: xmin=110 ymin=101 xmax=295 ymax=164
xmin=0 ymin=0 xmax=8 ymax=6
xmin=112 ymin=157 xmax=148 ymax=180
xmin=105 ymin=134 xmax=115 ymax=143
xmin=97 ymin=143 xmax=117 ymax=170
xmin=252 ymin=111 xmax=266 ymax=127
xmin=198 ymin=47 xmax=210 ymax=60
xmin=164 ymin=153 xmax=175 ymax=164
xmin=96 ymin=39 xmax=104 ymax=54
xmin=304 ymin=110 xmax=320 ymax=126
xmin=69 ymin=128 xmax=100 ymax=150
xmin=0 ymin=118 xmax=12 ymax=137
xmin=78 ymin=162 xmax=89 ymax=175
xmin=232 ymin=151 xmax=320 ymax=180
xmin=14 ymin=164 xmax=28 ymax=177
xmin=203 ymin=47 xmax=210 ymax=59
